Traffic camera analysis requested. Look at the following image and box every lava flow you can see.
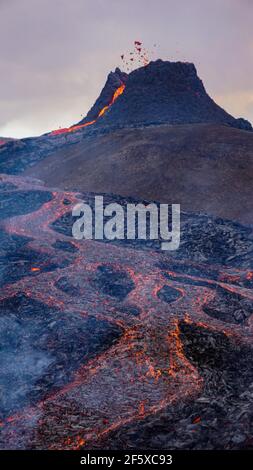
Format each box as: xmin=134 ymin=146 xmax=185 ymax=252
xmin=50 ymin=83 xmax=125 ymax=136
xmin=50 ymin=41 xmax=153 ymax=137
xmin=1 ymin=173 xmax=253 ymax=450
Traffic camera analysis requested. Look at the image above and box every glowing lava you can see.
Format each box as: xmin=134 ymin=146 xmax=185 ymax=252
xmin=51 ymin=83 xmax=125 ymax=136
xmin=1 ymin=174 xmax=253 ymax=450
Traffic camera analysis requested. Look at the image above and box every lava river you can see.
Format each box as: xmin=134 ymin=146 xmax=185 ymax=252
xmin=0 ymin=174 xmax=253 ymax=450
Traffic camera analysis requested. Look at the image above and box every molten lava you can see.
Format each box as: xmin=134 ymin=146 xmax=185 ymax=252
xmin=51 ymin=83 xmax=125 ymax=136
xmin=1 ymin=173 xmax=253 ymax=450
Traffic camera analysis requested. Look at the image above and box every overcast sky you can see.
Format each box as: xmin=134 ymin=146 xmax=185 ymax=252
xmin=0 ymin=0 xmax=252 ymax=138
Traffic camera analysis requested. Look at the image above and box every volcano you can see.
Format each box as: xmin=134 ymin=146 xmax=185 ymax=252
xmin=3 ymin=60 xmax=248 ymax=223
xmin=1 ymin=60 xmax=253 ymax=451
xmin=78 ymin=60 xmax=252 ymax=131
xmin=49 ymin=60 xmax=252 ymax=133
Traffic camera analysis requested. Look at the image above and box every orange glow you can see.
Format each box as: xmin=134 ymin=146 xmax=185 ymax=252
xmin=168 ymin=319 xmax=199 ymax=378
xmin=192 ymin=416 xmax=201 ymax=424
xmin=51 ymin=84 xmax=125 ymax=136
xmin=138 ymin=401 xmax=146 ymax=417
xmin=31 ymin=267 xmax=40 ymax=272
xmin=98 ymin=84 xmax=125 ymax=118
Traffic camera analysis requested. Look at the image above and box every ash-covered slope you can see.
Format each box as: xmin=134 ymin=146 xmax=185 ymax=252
xmin=85 ymin=60 xmax=252 ymax=131
xmin=25 ymin=123 xmax=253 ymax=224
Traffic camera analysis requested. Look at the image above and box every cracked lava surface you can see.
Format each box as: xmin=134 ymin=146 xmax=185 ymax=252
xmin=0 ymin=174 xmax=253 ymax=450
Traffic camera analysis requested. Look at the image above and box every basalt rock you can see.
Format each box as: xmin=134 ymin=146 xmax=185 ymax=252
xmin=78 ymin=67 xmax=128 ymax=125
xmin=92 ymin=60 xmax=252 ymax=131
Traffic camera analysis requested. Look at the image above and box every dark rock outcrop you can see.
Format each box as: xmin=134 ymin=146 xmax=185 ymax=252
xmin=235 ymin=117 xmax=252 ymax=131
xmin=78 ymin=67 xmax=128 ymax=125
xmin=1 ymin=60 xmax=252 ymax=176
xmin=92 ymin=60 xmax=252 ymax=131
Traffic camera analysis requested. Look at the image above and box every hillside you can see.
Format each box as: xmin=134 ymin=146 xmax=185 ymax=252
xmin=25 ymin=123 xmax=253 ymax=224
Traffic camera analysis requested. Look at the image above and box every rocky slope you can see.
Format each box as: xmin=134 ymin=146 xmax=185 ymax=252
xmin=1 ymin=60 xmax=253 ymax=225
xmin=24 ymin=123 xmax=253 ymax=224
xmin=83 ymin=60 xmax=252 ymax=130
